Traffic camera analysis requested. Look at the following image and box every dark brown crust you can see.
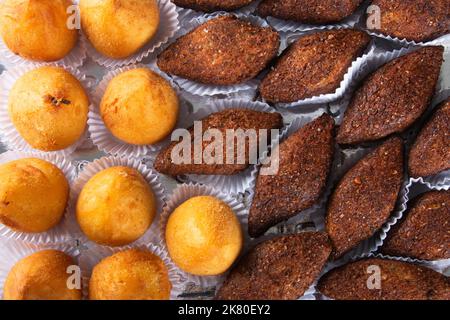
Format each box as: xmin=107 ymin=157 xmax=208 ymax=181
xmin=216 ymin=232 xmax=332 ymax=300
xmin=172 ymin=0 xmax=254 ymax=12
xmin=369 ymin=0 xmax=450 ymax=42
xmin=248 ymin=114 xmax=335 ymax=238
xmin=337 ymin=46 xmax=444 ymax=145
xmin=157 ymin=16 xmax=280 ymax=85
xmin=318 ymin=258 xmax=450 ymax=300
xmin=326 ymin=137 xmax=404 ymax=259
xmin=381 ymin=190 xmax=450 ymax=260
xmin=409 ymin=99 xmax=450 ymax=178
xmin=260 ymin=29 xmax=370 ymax=103
xmin=257 ymin=0 xmax=364 ymax=24
xmin=154 ymin=108 xmax=283 ymax=176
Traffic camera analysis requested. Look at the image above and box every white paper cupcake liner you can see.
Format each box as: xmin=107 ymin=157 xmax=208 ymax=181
xmin=0 ymin=239 xmax=81 ymax=300
xmin=69 ymin=156 xmax=167 ymax=246
xmin=0 ymin=31 xmax=87 ymax=69
xmin=173 ymin=98 xmax=286 ymax=195
xmin=80 ymin=0 xmax=179 ymax=68
xmin=0 ymin=65 xmax=95 ymax=158
xmin=88 ymin=63 xmax=192 ymax=159
xmin=78 ymin=241 xmax=187 ymax=300
xmin=365 ymin=30 xmax=450 ymax=47
xmin=168 ymin=12 xmax=275 ymax=97
xmin=159 ymin=183 xmax=249 ymax=292
xmin=263 ymin=0 xmax=369 ymax=32
xmin=0 ymin=150 xmax=77 ymax=244
xmin=315 ymin=252 xmax=449 ymax=300
xmin=267 ymin=29 xmax=376 ymax=108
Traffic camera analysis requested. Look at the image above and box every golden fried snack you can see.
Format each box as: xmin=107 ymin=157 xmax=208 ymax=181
xmin=4 ymin=250 xmax=82 ymax=300
xmin=369 ymin=0 xmax=449 ymax=42
xmin=172 ymin=0 xmax=253 ymax=12
xmin=89 ymin=249 xmax=171 ymax=300
xmin=257 ymin=0 xmax=364 ymax=24
xmin=165 ymin=196 xmax=243 ymax=276
xmin=100 ymin=68 xmax=179 ymax=145
xmin=8 ymin=66 xmax=89 ymax=152
xmin=260 ymin=29 xmax=370 ymax=103
xmin=76 ymin=166 xmax=156 ymax=247
xmin=0 ymin=0 xmax=78 ymax=61
xmin=80 ymin=0 xmax=160 ymax=59
xmin=158 ymin=15 xmax=280 ymax=85
xmin=0 ymin=158 xmax=69 ymax=233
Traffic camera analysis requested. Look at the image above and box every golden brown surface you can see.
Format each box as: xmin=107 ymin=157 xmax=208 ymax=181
xmin=154 ymin=108 xmax=283 ymax=176
xmin=165 ymin=196 xmax=243 ymax=276
xmin=76 ymin=166 xmax=156 ymax=247
xmin=80 ymin=0 xmax=160 ymax=59
xmin=257 ymin=0 xmax=364 ymax=24
xmin=216 ymin=232 xmax=332 ymax=300
xmin=4 ymin=250 xmax=81 ymax=300
xmin=337 ymin=46 xmax=443 ymax=145
xmin=249 ymin=114 xmax=334 ymax=238
xmin=326 ymin=137 xmax=404 ymax=259
xmin=382 ymin=191 xmax=450 ymax=260
xmin=8 ymin=66 xmax=89 ymax=152
xmin=172 ymin=0 xmax=253 ymax=12
xmin=89 ymin=249 xmax=171 ymax=300
xmin=318 ymin=258 xmax=450 ymax=300
xmin=157 ymin=15 xmax=280 ymax=85
xmin=0 ymin=158 xmax=69 ymax=233
xmin=409 ymin=99 xmax=450 ymax=178
xmin=0 ymin=0 xmax=78 ymax=61
xmin=260 ymin=29 xmax=370 ymax=103
xmin=370 ymin=0 xmax=450 ymax=42
xmin=100 ymin=68 xmax=179 ymax=145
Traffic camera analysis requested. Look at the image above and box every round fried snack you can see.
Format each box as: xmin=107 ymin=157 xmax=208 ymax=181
xmin=8 ymin=66 xmax=89 ymax=152
xmin=89 ymin=249 xmax=171 ymax=300
xmin=80 ymin=0 xmax=160 ymax=59
xmin=165 ymin=196 xmax=243 ymax=276
xmin=100 ymin=68 xmax=179 ymax=145
xmin=76 ymin=166 xmax=156 ymax=247
xmin=0 ymin=0 xmax=78 ymax=61
xmin=0 ymin=158 xmax=69 ymax=233
xmin=4 ymin=250 xmax=82 ymax=300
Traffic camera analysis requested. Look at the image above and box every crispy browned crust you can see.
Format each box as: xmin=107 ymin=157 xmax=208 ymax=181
xmin=337 ymin=46 xmax=444 ymax=145
xmin=369 ymin=0 xmax=450 ymax=42
xmin=381 ymin=191 xmax=450 ymax=260
xmin=172 ymin=0 xmax=254 ymax=12
xmin=248 ymin=114 xmax=334 ymax=238
xmin=157 ymin=16 xmax=280 ymax=85
xmin=409 ymin=99 xmax=450 ymax=178
xmin=257 ymin=0 xmax=364 ymax=24
xmin=216 ymin=232 xmax=332 ymax=300
xmin=154 ymin=108 xmax=283 ymax=176
xmin=260 ymin=29 xmax=370 ymax=103
xmin=326 ymin=137 xmax=404 ymax=259
xmin=318 ymin=258 xmax=450 ymax=300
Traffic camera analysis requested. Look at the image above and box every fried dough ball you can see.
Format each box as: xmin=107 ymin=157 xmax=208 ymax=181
xmin=89 ymin=249 xmax=171 ymax=300
xmin=76 ymin=166 xmax=156 ymax=247
xmin=8 ymin=66 xmax=89 ymax=152
xmin=4 ymin=250 xmax=82 ymax=300
xmin=165 ymin=196 xmax=243 ymax=276
xmin=100 ymin=68 xmax=179 ymax=145
xmin=80 ymin=0 xmax=160 ymax=59
xmin=0 ymin=158 xmax=69 ymax=233
xmin=0 ymin=0 xmax=78 ymax=61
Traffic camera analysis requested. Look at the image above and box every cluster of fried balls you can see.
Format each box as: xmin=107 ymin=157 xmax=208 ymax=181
xmin=0 ymin=0 xmax=245 ymax=300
